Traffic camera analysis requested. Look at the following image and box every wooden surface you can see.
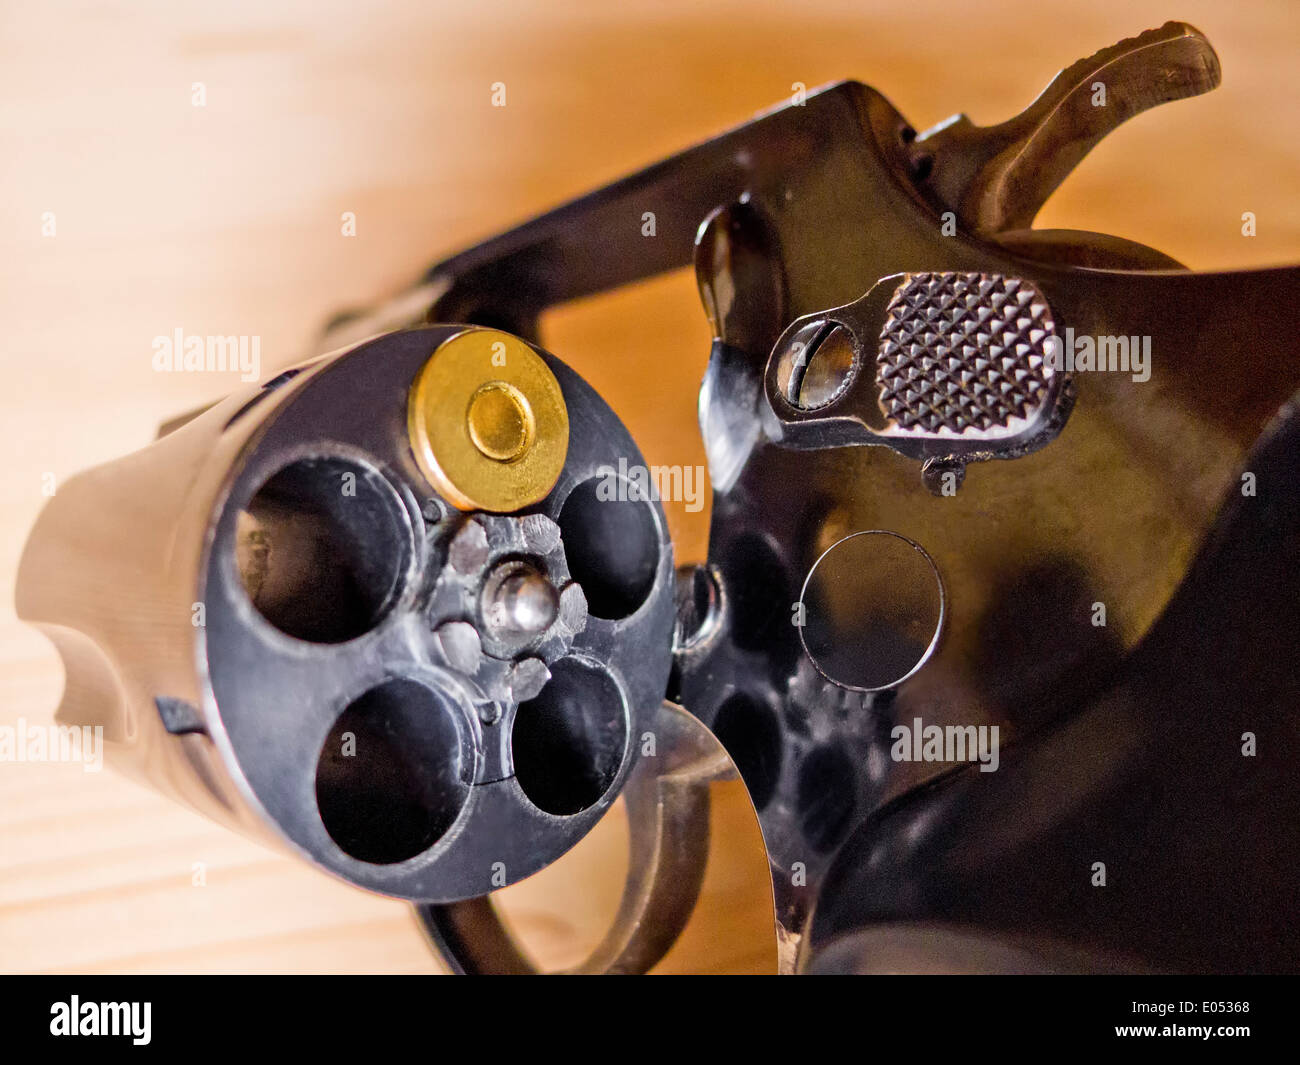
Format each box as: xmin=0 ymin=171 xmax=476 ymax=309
xmin=2 ymin=0 xmax=1298 ymax=973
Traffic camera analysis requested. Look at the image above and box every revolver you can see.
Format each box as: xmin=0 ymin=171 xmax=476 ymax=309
xmin=18 ymin=21 xmax=1300 ymax=974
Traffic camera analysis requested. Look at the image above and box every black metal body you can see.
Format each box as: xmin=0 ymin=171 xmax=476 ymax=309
xmin=408 ymin=27 xmax=1300 ymax=968
xmin=808 ymin=396 xmax=1300 ymax=974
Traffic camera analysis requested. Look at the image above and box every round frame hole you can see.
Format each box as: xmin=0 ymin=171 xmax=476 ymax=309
xmin=799 ymin=530 xmax=945 ymax=691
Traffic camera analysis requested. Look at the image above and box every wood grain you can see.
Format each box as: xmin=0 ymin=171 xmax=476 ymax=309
xmin=2 ymin=0 xmax=1297 ymax=973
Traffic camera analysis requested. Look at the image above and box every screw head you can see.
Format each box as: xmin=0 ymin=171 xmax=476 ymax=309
xmin=773 ymin=319 xmax=860 ymax=410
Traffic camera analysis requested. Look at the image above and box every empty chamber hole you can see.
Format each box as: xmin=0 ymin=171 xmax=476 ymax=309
xmin=315 ymin=679 xmax=468 ymax=864
xmin=557 ymin=475 xmax=659 ymax=620
xmin=725 ymin=532 xmax=791 ymax=653
xmin=796 ymin=743 xmax=856 ymax=852
xmin=236 ymin=456 xmax=410 ymax=643
xmin=512 ymin=658 xmax=628 ymax=816
xmin=712 ymin=692 xmax=782 ymax=812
